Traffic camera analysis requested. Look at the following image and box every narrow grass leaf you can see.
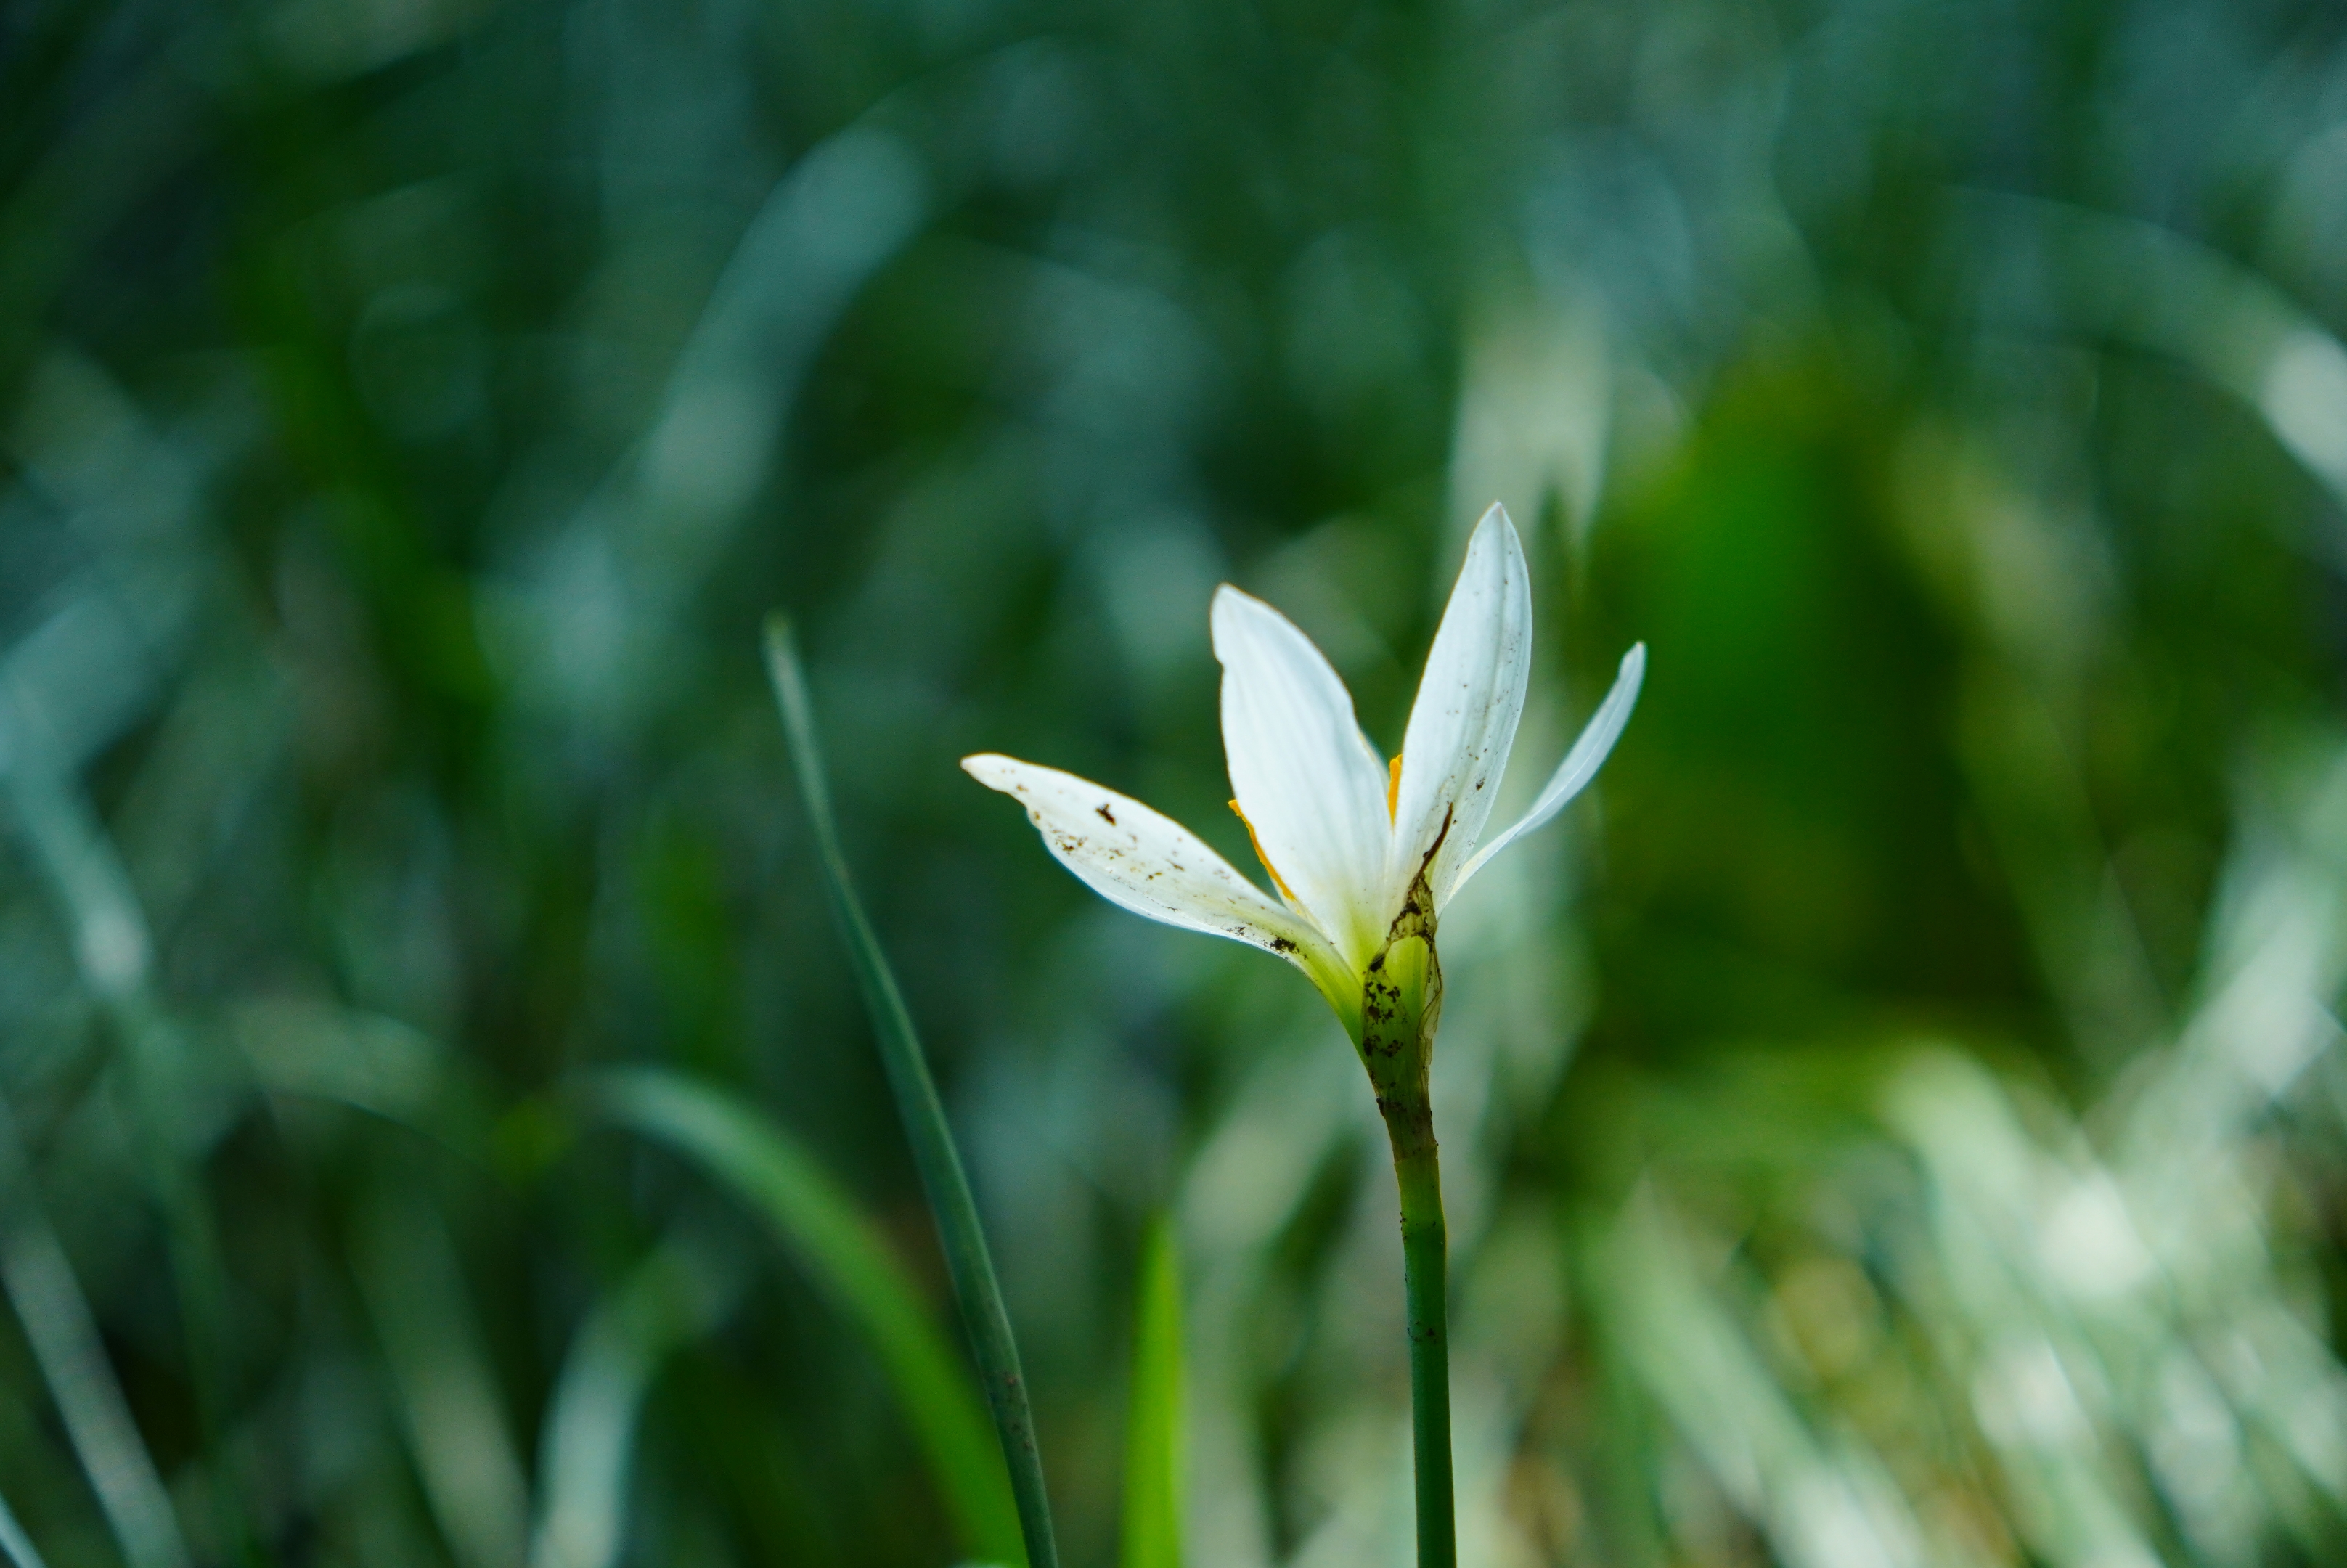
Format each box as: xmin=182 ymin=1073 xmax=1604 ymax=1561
xmin=763 ymin=616 xmax=1061 ymax=1568
xmin=0 ymin=668 xmax=253 ymax=1565
xmin=531 ymin=1231 xmax=743 ymax=1568
xmin=0 ymin=1485 xmax=46 ymax=1568
xmin=234 ymin=998 xmax=498 ymax=1167
xmin=351 ymin=1172 xmax=531 ymax=1568
xmin=588 ymin=1068 xmax=1023 ymax=1564
xmin=0 ymin=1097 xmax=189 ymax=1568
xmin=1122 ymin=1218 xmax=1185 ymax=1568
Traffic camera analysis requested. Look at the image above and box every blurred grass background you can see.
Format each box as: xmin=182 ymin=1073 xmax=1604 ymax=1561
xmin=6 ymin=0 xmax=2347 ymax=1564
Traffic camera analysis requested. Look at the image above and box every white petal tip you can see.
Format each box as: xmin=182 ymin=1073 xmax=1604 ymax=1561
xmin=1466 ymin=504 xmax=1524 ymax=563
xmin=1212 ymin=582 xmax=1278 ymax=617
xmin=1466 ymin=504 xmax=1527 ymax=573
xmin=1207 ymin=582 xmax=1246 ymax=639
xmin=961 ymin=753 xmax=1016 ymax=787
xmin=1208 ymin=581 xmax=1299 ymax=662
xmin=1621 ymin=643 xmax=1647 ymax=679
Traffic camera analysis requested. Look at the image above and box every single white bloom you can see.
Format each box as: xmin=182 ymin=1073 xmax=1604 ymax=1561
xmin=963 ymin=503 xmax=1644 ymax=1038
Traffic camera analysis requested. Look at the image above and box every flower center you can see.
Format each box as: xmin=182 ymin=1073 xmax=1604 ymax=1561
xmin=1387 ymin=754 xmax=1403 ymax=822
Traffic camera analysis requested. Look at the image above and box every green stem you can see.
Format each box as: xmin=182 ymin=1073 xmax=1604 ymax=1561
xmin=1388 ymin=1124 xmax=1454 ymax=1568
xmin=765 ymin=617 xmax=1061 ymax=1568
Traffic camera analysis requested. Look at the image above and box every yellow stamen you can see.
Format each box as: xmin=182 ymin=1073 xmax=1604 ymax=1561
xmin=1228 ymin=800 xmax=1300 ymax=903
xmin=1387 ymin=754 xmax=1403 ymax=822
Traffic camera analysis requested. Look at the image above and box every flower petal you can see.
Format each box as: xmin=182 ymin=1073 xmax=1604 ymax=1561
xmin=961 ymin=753 xmax=1355 ymax=1004
xmin=1442 ymin=642 xmax=1644 ymax=903
xmin=1210 ymin=587 xmax=1392 ymax=969
xmin=1390 ymin=504 xmax=1534 ymax=910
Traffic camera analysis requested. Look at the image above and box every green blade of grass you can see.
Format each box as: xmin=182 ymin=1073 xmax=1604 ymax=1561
xmin=587 ymin=1068 xmax=1022 ymax=1564
xmin=348 ymin=1172 xmax=531 ymax=1568
xmin=762 ymin=616 xmax=1061 ymax=1568
xmin=233 ymin=999 xmax=498 ymax=1168
xmin=0 ymin=669 xmax=251 ymax=1566
xmin=1122 ymin=1218 xmax=1185 ymax=1568
xmin=0 ymin=1488 xmax=44 ymax=1568
xmin=531 ymin=1230 xmax=743 ymax=1568
xmin=0 ymin=1095 xmax=189 ymax=1568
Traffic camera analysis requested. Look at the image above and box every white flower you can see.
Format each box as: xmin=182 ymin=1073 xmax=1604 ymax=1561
xmin=963 ymin=503 xmax=1644 ymax=1038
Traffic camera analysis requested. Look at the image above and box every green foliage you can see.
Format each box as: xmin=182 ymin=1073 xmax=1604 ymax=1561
xmin=1121 ymin=1220 xmax=1185 ymax=1568
xmin=766 ymin=619 xmax=1056 ymax=1568
xmin=589 ymin=1068 xmax=1021 ymax=1565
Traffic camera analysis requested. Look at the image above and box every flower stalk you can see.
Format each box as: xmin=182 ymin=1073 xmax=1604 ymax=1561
xmin=1392 ymin=1140 xmax=1452 ymax=1568
xmin=1360 ymin=850 xmax=1454 ymax=1567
